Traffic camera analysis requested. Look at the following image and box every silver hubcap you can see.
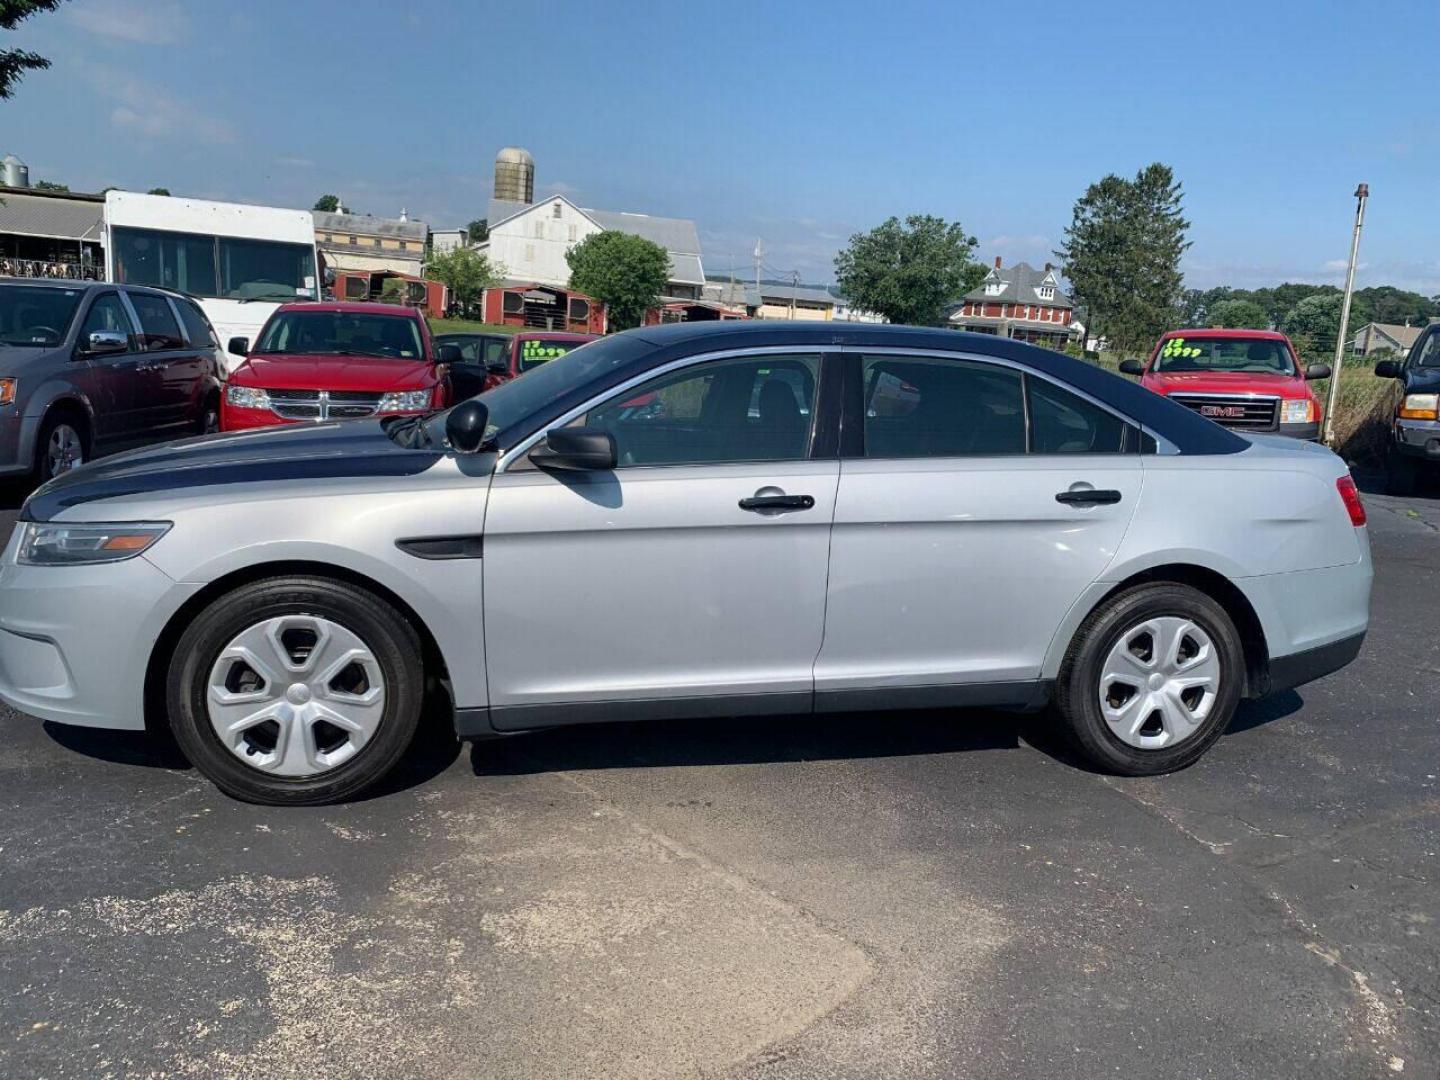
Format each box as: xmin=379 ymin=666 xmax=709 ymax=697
xmin=206 ymin=615 xmax=386 ymax=777
xmin=1099 ymin=617 xmax=1221 ymax=749
xmin=47 ymin=424 xmax=83 ymax=476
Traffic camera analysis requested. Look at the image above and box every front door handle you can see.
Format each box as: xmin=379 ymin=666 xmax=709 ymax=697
xmin=1056 ymin=488 xmax=1123 ymax=506
xmin=739 ymin=494 xmax=815 ymax=512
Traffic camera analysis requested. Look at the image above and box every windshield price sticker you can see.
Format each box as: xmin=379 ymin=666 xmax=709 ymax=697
xmin=522 ymin=341 xmax=569 ymax=364
xmin=1161 ymin=338 xmax=1202 ymax=359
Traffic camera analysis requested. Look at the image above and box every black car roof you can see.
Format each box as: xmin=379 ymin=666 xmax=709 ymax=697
xmin=526 ymin=322 xmax=1248 ymax=456
xmin=0 ymin=275 xmax=191 ymax=301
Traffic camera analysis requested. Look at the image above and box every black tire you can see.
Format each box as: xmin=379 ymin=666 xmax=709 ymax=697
xmin=1385 ymin=446 xmax=1420 ymax=496
xmin=34 ymin=408 xmax=89 ymax=483
xmin=166 ymin=576 xmax=424 ymax=805
xmin=197 ymin=393 xmax=221 ymax=435
xmin=1054 ymin=583 xmax=1244 ymax=776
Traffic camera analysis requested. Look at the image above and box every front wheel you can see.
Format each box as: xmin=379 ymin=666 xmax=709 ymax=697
xmin=1055 ymin=583 xmax=1244 ymax=776
xmin=35 ymin=411 xmax=87 ymax=482
xmin=166 ymin=576 xmax=424 ymax=805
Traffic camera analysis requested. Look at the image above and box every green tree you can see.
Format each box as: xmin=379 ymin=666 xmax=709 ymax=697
xmin=1281 ymin=293 xmax=1345 ymax=357
xmin=467 ymin=218 xmax=488 ymax=243
xmin=147 ymin=187 xmax=170 ymax=196
xmin=1056 ymin=163 xmax=1190 ymax=353
xmin=1206 ymin=298 xmax=1270 ymax=329
xmin=1353 ymin=285 xmax=1439 ymax=327
xmin=833 ymin=214 xmax=982 ymax=326
xmin=313 ymin=194 xmax=341 ymax=213
xmin=566 ymin=230 xmax=670 ymax=331
xmin=425 ymin=245 xmax=502 ymax=318
xmin=1 ymin=0 xmax=65 ymax=99
xmin=32 ymin=178 xmax=66 ymax=191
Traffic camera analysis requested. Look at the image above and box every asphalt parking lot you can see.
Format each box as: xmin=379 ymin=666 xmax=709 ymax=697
xmin=0 ymin=478 xmax=1436 ymax=1080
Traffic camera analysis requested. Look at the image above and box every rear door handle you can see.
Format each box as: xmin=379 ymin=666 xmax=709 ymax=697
xmin=739 ymin=494 xmax=815 ymax=512
xmin=1056 ymin=488 xmax=1123 ymax=506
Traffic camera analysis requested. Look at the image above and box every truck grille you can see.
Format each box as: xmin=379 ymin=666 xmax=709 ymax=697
xmin=1169 ymin=393 xmax=1279 ymax=431
xmin=266 ymin=389 xmax=384 ymax=421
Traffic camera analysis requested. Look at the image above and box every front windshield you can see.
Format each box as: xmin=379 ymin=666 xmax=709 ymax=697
xmin=1154 ymin=336 xmax=1296 ymax=375
xmin=518 ymin=337 xmax=587 ymax=372
xmin=254 ymin=310 xmax=423 ymax=359
xmin=424 ymin=333 xmax=649 ymax=448
xmin=112 ymin=226 xmax=317 ymax=301
xmin=0 ymin=284 xmax=84 ymax=346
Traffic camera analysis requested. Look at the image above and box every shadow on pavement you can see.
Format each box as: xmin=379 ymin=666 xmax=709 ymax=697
xmin=43 ymin=720 xmax=191 ymax=769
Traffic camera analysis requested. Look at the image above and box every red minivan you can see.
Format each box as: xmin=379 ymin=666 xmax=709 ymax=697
xmin=221 ymin=302 xmax=459 ymax=431
xmin=1121 ymin=329 xmax=1330 ymax=441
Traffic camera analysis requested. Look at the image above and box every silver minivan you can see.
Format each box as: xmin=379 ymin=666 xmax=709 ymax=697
xmin=0 ymin=277 xmax=223 ymax=480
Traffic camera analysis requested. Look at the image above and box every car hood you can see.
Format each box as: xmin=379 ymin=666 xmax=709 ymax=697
xmin=233 ymin=353 xmax=437 ymax=391
xmin=22 ymin=421 xmax=451 ymax=522
xmin=1144 ymin=369 xmax=1312 ymax=398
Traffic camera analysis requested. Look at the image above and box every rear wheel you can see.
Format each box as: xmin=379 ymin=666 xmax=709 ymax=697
xmin=1055 ymin=583 xmax=1244 ymax=776
xmin=166 ymin=576 xmax=424 ymax=805
xmin=35 ymin=410 xmax=88 ymax=482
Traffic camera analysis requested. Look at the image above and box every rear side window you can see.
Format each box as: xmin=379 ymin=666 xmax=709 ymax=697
xmin=126 ymin=292 xmax=184 ymax=350
xmin=175 ymin=298 xmax=219 ymax=348
xmin=1027 ymin=377 xmax=1130 ymax=453
xmin=861 ymin=355 xmax=1025 ymax=457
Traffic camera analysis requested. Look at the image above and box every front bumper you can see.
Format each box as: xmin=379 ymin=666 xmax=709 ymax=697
xmin=0 ymin=529 xmax=200 ymax=729
xmin=1391 ymin=417 xmax=1440 ymax=459
xmin=1277 ymin=421 xmax=1321 ymax=442
xmin=0 ymin=413 xmax=41 ymax=476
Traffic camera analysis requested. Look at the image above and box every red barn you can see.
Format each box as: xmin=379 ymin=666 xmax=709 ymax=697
xmin=481 ymin=282 xmax=606 ymax=334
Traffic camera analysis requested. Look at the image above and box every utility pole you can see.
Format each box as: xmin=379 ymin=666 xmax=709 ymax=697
xmin=1324 ymin=183 xmax=1369 ymax=447
xmin=790 ymin=270 xmax=798 ymax=321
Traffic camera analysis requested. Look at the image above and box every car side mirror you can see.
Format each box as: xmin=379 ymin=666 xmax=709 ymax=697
xmin=444 ymin=399 xmax=490 ymax=453
xmin=1373 ymin=359 xmax=1403 ymax=380
xmin=435 ymin=343 xmax=461 ymax=364
xmin=529 ymin=427 xmax=616 ymax=471
xmin=227 ymin=336 xmax=250 ymax=356
xmin=1303 ymin=362 xmax=1332 ymax=381
xmin=85 ymin=330 xmax=128 ymax=356
xmin=1118 ymin=358 xmax=1145 ymax=376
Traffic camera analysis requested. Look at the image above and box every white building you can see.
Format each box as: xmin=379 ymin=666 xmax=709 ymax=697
xmin=480 ymin=195 xmax=706 ymax=300
xmin=430 ymin=227 xmax=468 ymax=256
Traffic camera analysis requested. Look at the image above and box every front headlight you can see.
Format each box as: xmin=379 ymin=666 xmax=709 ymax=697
xmin=0 ymin=378 xmax=17 ymax=406
xmin=1281 ymin=399 xmax=1315 ymax=425
xmin=377 ymin=389 xmax=431 ymax=413
xmin=226 ymin=384 xmax=272 ymax=411
xmin=18 ymin=522 xmax=171 ymax=566
xmin=1399 ymin=393 xmax=1440 ymax=420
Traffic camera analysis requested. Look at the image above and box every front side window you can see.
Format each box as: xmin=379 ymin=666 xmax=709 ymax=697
xmin=218 ymin=237 xmax=317 ymax=301
xmin=1411 ymin=330 xmax=1440 ymax=369
xmin=253 ymin=310 xmax=422 ymax=359
xmin=0 ymin=284 xmax=85 ymax=346
xmin=127 ymin=291 xmax=184 ymax=350
xmin=78 ymin=292 xmax=133 ymax=345
xmin=1153 ymin=335 xmax=1295 ymax=375
xmin=112 ymin=227 xmax=218 ymax=297
xmin=861 ymin=355 xmax=1024 ymax=457
xmin=585 ymin=353 xmax=820 ymax=467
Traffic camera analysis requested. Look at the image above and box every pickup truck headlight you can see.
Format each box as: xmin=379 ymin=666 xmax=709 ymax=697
xmin=226 ymin=385 xmax=272 ymax=411
xmin=377 ymin=389 xmax=432 ymax=413
xmin=1281 ymin=399 xmax=1316 ymax=425
xmin=1399 ymin=393 xmax=1440 ymax=420
xmin=17 ymin=522 xmax=171 ymax=565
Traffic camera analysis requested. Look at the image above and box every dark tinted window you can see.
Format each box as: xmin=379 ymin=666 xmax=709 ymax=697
xmin=79 ymin=292 xmax=133 ymax=344
xmin=113 ymin=227 xmax=219 ymax=297
xmin=218 ymin=237 xmax=317 ymax=300
xmin=1028 ymin=377 xmax=1131 ymax=453
xmin=1413 ymin=330 xmax=1440 ymax=369
xmin=127 ymin=292 xmax=184 ymax=350
xmin=586 ymin=353 xmax=819 ymax=467
xmin=862 ymin=355 xmax=1024 ymax=457
xmin=175 ymin=298 xmax=218 ymax=347
xmin=0 ymin=284 xmax=85 ymax=346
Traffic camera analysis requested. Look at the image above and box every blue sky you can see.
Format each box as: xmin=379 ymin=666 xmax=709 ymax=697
xmin=5 ymin=0 xmax=1438 ymax=293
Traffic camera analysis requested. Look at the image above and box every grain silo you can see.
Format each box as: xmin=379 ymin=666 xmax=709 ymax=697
xmin=493 ymin=146 xmax=534 ymax=204
xmin=2 ymin=153 xmax=30 ymax=188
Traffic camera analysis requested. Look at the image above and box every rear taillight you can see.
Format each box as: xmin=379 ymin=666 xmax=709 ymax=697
xmin=1336 ymin=475 xmax=1366 ymax=527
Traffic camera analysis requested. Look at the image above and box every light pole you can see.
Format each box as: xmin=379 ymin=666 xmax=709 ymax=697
xmin=1324 ymin=183 xmax=1369 ymax=446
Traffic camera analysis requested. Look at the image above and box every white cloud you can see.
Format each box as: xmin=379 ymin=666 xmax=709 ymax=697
xmin=95 ymin=70 xmax=236 ymax=145
xmin=276 ymin=156 xmax=316 ymax=169
xmin=68 ymin=0 xmax=185 ymax=44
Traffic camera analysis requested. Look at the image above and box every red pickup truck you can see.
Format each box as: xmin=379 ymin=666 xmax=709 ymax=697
xmin=1120 ymin=329 xmax=1330 ymax=441
xmin=221 ymin=302 xmax=460 ymax=431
